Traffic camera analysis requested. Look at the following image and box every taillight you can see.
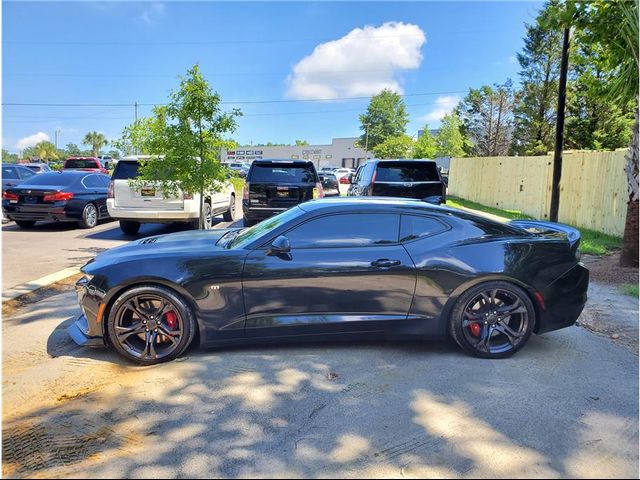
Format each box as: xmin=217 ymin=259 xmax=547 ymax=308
xmin=107 ymin=181 xmax=114 ymax=199
xmin=2 ymin=192 xmax=18 ymax=201
xmin=243 ymin=183 xmax=249 ymax=200
xmin=43 ymin=191 xmax=74 ymax=202
xmin=339 ymin=176 xmax=350 ymax=184
xmin=315 ymin=182 xmax=325 ymax=199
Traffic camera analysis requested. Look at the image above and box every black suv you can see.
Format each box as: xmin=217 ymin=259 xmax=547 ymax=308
xmin=242 ymin=159 xmax=323 ymax=226
xmin=346 ymin=159 xmax=446 ymax=204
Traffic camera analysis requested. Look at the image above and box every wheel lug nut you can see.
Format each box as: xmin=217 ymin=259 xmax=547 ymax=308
xmin=145 ymin=328 xmax=149 ymax=332
xmin=154 ymin=329 xmax=158 ymax=332
xmin=142 ymin=320 xmax=146 ymax=324
xmin=484 ymin=321 xmax=488 ymax=324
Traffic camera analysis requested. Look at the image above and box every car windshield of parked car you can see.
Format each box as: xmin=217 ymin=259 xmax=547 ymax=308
xmin=250 ymin=164 xmax=316 ymax=183
xmin=112 ymin=161 xmax=140 ymax=179
xmin=65 ymin=159 xmax=98 ymax=169
xmin=226 ymin=206 xmax=306 ymax=249
xmin=376 ymin=161 xmax=440 ymax=182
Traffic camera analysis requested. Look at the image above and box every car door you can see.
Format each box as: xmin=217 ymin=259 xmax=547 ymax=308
xmin=242 ymin=212 xmax=417 ymax=338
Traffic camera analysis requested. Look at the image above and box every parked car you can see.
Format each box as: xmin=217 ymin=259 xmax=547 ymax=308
xmin=226 ymin=162 xmax=250 ymax=178
xmin=347 ymin=159 xmax=446 ymax=204
xmin=107 ymin=156 xmax=236 ymax=235
xmin=68 ymin=197 xmax=589 ymax=365
xmin=2 ymin=164 xmax=37 ymax=191
xmin=2 ymin=170 xmax=111 ymax=229
xmin=97 ymin=155 xmax=114 ymax=170
xmin=21 ymin=163 xmax=52 ymax=174
xmin=242 ymin=159 xmax=323 ymax=226
xmin=318 ymin=172 xmax=340 ymax=197
xmin=64 ymin=157 xmax=109 ymax=174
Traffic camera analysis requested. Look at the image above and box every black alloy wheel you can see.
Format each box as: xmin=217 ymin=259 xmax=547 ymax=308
xmin=450 ymin=281 xmax=535 ymax=358
xmin=107 ymin=285 xmax=196 ymax=365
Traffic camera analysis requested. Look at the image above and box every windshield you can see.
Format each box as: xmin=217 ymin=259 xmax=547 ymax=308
xmin=65 ymin=159 xmax=98 ymax=169
xmin=249 ymin=163 xmax=316 ymax=183
xmin=227 ymin=206 xmax=306 ymax=249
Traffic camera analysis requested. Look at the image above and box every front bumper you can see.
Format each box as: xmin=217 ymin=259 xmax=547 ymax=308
xmin=68 ymin=274 xmax=106 ymax=346
xmin=68 ymin=314 xmax=105 ymax=347
xmin=536 ymin=263 xmax=589 ymax=334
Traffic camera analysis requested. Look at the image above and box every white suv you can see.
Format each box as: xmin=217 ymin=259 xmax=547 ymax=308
xmin=107 ymin=156 xmax=236 ymax=235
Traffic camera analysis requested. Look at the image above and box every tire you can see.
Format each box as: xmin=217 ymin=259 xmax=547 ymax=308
xmin=119 ymin=220 xmax=141 ymax=235
xmin=78 ymin=203 xmax=98 ymax=229
xmin=107 ymin=284 xmax=197 ymax=365
xmin=223 ymin=194 xmax=236 ymax=222
xmin=449 ymin=281 xmax=535 ymax=359
xmin=203 ymin=202 xmax=213 ymax=230
xmin=15 ymin=220 xmax=36 ymax=229
xmin=243 ymin=216 xmax=255 ymax=227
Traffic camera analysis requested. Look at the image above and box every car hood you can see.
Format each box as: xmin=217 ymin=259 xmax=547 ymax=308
xmin=83 ymin=228 xmax=243 ymax=272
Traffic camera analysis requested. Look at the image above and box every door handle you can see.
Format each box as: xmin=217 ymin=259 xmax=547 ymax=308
xmin=371 ymin=259 xmax=401 ymax=268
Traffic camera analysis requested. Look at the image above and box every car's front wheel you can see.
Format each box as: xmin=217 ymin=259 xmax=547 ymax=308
xmin=449 ymin=281 xmax=535 ymax=359
xmin=107 ymin=284 xmax=197 ymax=365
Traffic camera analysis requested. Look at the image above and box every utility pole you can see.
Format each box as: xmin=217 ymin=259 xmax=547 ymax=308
xmin=364 ymin=123 xmax=370 ymax=155
xmin=134 ymin=102 xmax=139 ymax=155
xmin=550 ymin=27 xmax=571 ymax=222
xmin=54 ymin=129 xmax=60 ymax=149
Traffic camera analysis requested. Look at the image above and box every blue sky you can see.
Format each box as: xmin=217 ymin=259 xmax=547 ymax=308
xmin=3 ymin=1 xmax=544 ymax=153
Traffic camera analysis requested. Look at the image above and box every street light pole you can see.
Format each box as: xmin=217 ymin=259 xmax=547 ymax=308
xmin=364 ymin=123 xmax=370 ymax=155
xmin=55 ymin=129 xmax=60 ymax=149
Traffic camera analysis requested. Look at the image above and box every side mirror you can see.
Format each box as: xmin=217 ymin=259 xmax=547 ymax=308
xmin=267 ymin=235 xmax=291 ymax=255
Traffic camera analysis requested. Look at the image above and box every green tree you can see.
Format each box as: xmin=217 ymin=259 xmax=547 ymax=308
xmin=2 ymin=149 xmax=18 ymax=163
xmin=359 ymin=89 xmax=409 ymax=150
xmin=512 ymin=9 xmax=563 ymax=155
xmin=294 ymin=139 xmax=309 ymax=146
xmin=458 ymin=80 xmax=516 ymax=156
xmin=83 ymin=131 xmax=108 ymax=157
xmin=372 ymin=135 xmax=414 ymax=159
xmin=64 ymin=143 xmax=83 ymax=156
xmin=436 ymin=114 xmax=470 ymax=157
xmin=127 ymin=64 xmax=242 ymax=229
xmin=25 ymin=141 xmax=59 ymax=162
xmin=412 ymin=126 xmax=437 ymax=159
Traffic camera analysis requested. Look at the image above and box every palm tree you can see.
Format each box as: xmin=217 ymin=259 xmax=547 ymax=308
xmin=34 ymin=141 xmax=59 ymax=163
xmin=83 ymin=131 xmax=108 ymax=157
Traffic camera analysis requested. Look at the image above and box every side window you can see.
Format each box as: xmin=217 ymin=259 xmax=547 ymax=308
xmin=82 ymin=175 xmax=101 ymax=188
xmin=19 ymin=168 xmax=35 ymax=180
xmin=286 ymin=214 xmax=400 ymax=248
xmin=99 ymin=175 xmax=111 ymax=187
xmin=353 ymin=166 xmax=364 ymax=183
xmin=400 ymin=215 xmax=449 ymax=242
xmin=3 ymin=166 xmax=17 ymax=179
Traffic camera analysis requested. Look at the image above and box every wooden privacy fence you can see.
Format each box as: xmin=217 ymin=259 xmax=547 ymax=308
xmin=448 ymin=150 xmax=629 ymax=237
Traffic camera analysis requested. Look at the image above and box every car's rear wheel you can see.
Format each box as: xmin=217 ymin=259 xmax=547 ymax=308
xmin=203 ymin=202 xmax=213 ymax=229
xmin=78 ymin=203 xmax=98 ymax=229
xmin=107 ymin=285 xmax=196 ymax=365
xmin=449 ymin=281 xmax=535 ymax=359
xmin=223 ymin=194 xmax=236 ymax=222
xmin=119 ymin=220 xmax=140 ymax=235
xmin=15 ymin=220 xmax=36 ymax=229
xmin=243 ymin=216 xmax=255 ymax=227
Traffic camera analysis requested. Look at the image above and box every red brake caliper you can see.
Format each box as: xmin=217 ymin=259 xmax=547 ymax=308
xmin=164 ymin=311 xmax=178 ymax=330
xmin=466 ymin=311 xmax=482 ymax=337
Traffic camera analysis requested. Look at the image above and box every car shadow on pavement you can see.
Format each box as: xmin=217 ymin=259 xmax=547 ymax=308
xmin=2 ymin=219 xmax=115 ymax=233
xmin=8 ymin=322 xmax=639 ymax=478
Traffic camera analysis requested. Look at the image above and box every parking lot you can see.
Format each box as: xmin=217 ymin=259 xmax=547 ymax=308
xmin=2 ymin=208 xmax=639 ymax=478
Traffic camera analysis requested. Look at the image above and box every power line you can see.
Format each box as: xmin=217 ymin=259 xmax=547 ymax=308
xmin=3 ymin=90 xmax=465 ymax=108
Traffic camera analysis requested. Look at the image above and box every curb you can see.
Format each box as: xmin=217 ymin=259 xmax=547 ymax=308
xmin=2 ymin=267 xmax=81 ymax=302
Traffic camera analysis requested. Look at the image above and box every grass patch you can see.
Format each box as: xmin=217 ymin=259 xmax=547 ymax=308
xmin=229 ymin=177 xmax=245 ymax=196
xmin=446 ymin=196 xmax=534 ymax=220
xmin=446 ymin=196 xmax=622 ymax=256
xmin=619 ymin=283 xmax=639 ymax=297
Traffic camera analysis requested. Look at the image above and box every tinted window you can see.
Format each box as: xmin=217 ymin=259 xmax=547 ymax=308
xmin=249 ymin=164 xmax=316 ymax=183
xmin=19 ymin=172 xmax=78 ymax=186
xmin=18 ymin=167 xmax=36 ymax=179
xmin=99 ymin=175 xmax=111 ymax=187
xmin=229 ymin=207 xmax=306 ymax=249
xmin=83 ymin=175 xmax=103 ymax=188
xmin=376 ymin=161 xmax=440 ymax=182
xmin=65 ymin=159 xmax=99 ymax=169
xmin=400 ymin=215 xmax=448 ymax=242
xmin=3 ymin=166 xmax=17 ymax=179
xmin=112 ymin=161 xmax=140 ymax=180
xmin=287 ymin=214 xmax=400 ymax=248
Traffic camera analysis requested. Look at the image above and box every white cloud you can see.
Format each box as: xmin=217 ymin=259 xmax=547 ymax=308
xmin=421 ymin=95 xmax=460 ymax=123
xmin=286 ymin=22 xmax=426 ymax=100
xmin=16 ymin=132 xmax=50 ymax=151
xmin=140 ymin=2 xmax=165 ymax=24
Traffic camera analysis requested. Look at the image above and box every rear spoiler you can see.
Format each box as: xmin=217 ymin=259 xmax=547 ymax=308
xmin=511 ymin=220 xmax=581 ymax=251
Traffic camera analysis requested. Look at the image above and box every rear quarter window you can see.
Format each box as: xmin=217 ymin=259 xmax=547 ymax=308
xmin=249 ymin=164 xmax=316 ymax=183
xmin=376 ymin=162 xmax=440 ymax=182
xmin=400 ymin=215 xmax=449 ymax=242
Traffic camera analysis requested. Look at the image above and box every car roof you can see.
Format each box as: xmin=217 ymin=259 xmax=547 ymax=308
xmin=253 ymin=159 xmax=314 ymax=165
xmin=66 ymin=157 xmax=100 ymax=160
xmin=363 ymin=159 xmax=437 ymax=165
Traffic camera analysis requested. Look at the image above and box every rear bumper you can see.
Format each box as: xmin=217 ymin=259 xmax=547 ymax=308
xmin=2 ymin=202 xmax=76 ymax=222
xmin=107 ymin=199 xmax=198 ymax=222
xmin=536 ymin=263 xmax=589 ymax=334
xmin=242 ymin=202 xmax=288 ymax=221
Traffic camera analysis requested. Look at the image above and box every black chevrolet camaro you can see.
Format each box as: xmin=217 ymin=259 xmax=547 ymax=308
xmin=69 ymin=197 xmax=589 ymax=364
